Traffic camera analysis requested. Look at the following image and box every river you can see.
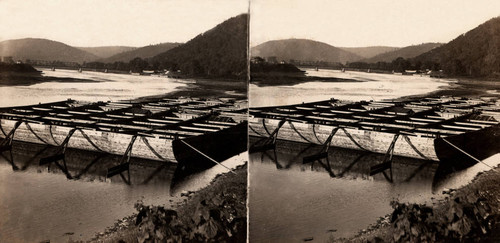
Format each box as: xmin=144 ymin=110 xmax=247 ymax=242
xmin=250 ymin=68 xmax=453 ymax=107
xmin=0 ymin=69 xmax=244 ymax=242
xmin=0 ymin=141 xmax=245 ymax=243
xmin=247 ymin=69 xmax=478 ymax=242
xmin=248 ymin=140 xmax=442 ymax=242
xmin=0 ymin=68 xmax=189 ymax=107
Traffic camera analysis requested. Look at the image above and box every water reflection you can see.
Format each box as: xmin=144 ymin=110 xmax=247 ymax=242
xmin=432 ymin=153 xmax=500 ymax=194
xmin=2 ymin=141 xmax=177 ymax=186
xmin=249 ymin=138 xmax=440 ymax=242
xmin=251 ymin=139 xmax=439 ymax=184
xmin=0 ymin=141 xmax=245 ymax=242
xmin=250 ymin=137 xmax=499 ymax=242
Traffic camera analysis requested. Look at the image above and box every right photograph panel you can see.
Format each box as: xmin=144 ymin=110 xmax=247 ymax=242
xmin=248 ymin=0 xmax=500 ymax=242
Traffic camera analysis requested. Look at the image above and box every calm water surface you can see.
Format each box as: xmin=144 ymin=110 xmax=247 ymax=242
xmin=0 ymin=142 xmax=245 ymax=242
xmin=249 ymin=141 xmax=500 ymax=243
xmin=250 ymin=69 xmax=452 ymax=107
xmin=248 ymin=71 xmax=496 ymax=242
xmin=0 ymin=68 xmax=189 ymax=107
xmin=249 ymin=140 xmax=443 ymax=243
xmin=0 ymin=70 xmax=244 ymax=242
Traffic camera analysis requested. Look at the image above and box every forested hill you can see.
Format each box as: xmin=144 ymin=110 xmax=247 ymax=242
xmin=251 ymin=39 xmax=362 ymax=64
xmin=339 ymin=46 xmax=399 ymax=59
xmin=152 ymin=14 xmax=248 ymax=80
xmin=0 ymin=38 xmax=98 ymax=63
xmin=415 ymin=17 xmax=500 ymax=78
xmin=77 ymin=46 xmax=137 ymax=59
xmin=364 ymin=43 xmax=442 ymax=63
xmin=102 ymin=43 xmax=181 ymax=63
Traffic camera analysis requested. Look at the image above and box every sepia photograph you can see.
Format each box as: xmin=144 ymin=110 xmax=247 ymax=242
xmin=2 ymin=0 xmax=500 ymax=242
xmin=249 ymin=0 xmax=500 ymax=242
xmin=0 ymin=0 xmax=248 ymax=242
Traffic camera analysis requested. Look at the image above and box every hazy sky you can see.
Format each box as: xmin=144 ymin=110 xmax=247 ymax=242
xmin=0 ymin=0 xmax=248 ymax=47
xmin=250 ymin=0 xmax=500 ymax=47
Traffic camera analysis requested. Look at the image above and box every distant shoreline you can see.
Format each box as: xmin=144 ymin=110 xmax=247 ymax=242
xmin=394 ymin=79 xmax=500 ymax=102
xmin=0 ymin=73 xmax=102 ymax=87
xmin=0 ymin=68 xmax=247 ymax=101
xmin=134 ymin=78 xmax=247 ymax=101
xmin=250 ymin=73 xmax=363 ymax=87
xmin=34 ymin=66 xmax=247 ymax=82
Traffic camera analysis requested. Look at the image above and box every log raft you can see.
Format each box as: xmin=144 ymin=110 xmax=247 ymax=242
xmin=249 ymin=97 xmax=500 ymax=164
xmin=0 ymin=98 xmax=248 ymax=165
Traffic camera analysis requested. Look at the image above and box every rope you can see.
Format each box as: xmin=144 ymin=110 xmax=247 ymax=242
xmin=180 ymin=140 xmax=235 ymax=173
xmin=24 ymin=122 xmax=50 ymax=144
xmin=288 ymin=121 xmax=314 ymax=143
xmin=402 ymin=135 xmax=432 ymax=160
xmin=312 ymin=123 xmax=325 ymax=144
xmin=248 ymin=124 xmax=265 ymax=137
xmin=0 ymin=121 xmax=7 ymax=137
xmin=341 ymin=128 xmax=369 ymax=151
xmin=140 ymin=136 xmax=168 ymax=161
xmin=0 ymin=121 xmax=23 ymax=147
xmin=78 ymin=129 xmax=105 ymax=152
xmin=441 ymin=138 xmax=495 ymax=170
xmin=49 ymin=125 xmax=62 ymax=146
xmin=262 ymin=119 xmax=272 ymax=136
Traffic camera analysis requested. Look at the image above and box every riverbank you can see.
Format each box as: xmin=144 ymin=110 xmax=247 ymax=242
xmin=333 ymin=164 xmax=500 ymax=242
xmin=390 ymin=78 xmax=500 ymax=103
xmin=0 ymin=73 xmax=101 ymax=86
xmin=130 ymin=78 xmax=247 ymax=106
xmin=87 ymin=163 xmax=247 ymax=242
xmin=4 ymin=68 xmax=246 ymax=99
xmin=164 ymin=78 xmax=246 ymax=99
xmin=251 ymin=73 xmax=363 ymax=87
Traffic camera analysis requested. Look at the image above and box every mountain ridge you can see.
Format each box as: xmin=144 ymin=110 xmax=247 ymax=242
xmin=339 ymin=46 xmax=400 ymax=59
xmin=414 ymin=16 xmax=500 ymax=77
xmin=364 ymin=43 xmax=442 ymax=63
xmin=76 ymin=46 xmax=137 ymax=59
xmin=152 ymin=14 xmax=248 ymax=79
xmin=102 ymin=43 xmax=182 ymax=63
xmin=251 ymin=39 xmax=362 ymax=64
xmin=0 ymin=38 xmax=99 ymax=63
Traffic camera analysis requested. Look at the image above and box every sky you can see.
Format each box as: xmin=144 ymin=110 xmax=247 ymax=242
xmin=0 ymin=0 xmax=248 ymax=47
xmin=250 ymin=0 xmax=500 ymax=47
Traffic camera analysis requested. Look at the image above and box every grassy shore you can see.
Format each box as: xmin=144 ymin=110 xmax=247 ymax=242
xmin=87 ymin=163 xmax=247 ymax=243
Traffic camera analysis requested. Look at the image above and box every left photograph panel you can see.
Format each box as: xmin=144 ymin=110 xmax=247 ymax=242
xmin=0 ymin=0 xmax=248 ymax=242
